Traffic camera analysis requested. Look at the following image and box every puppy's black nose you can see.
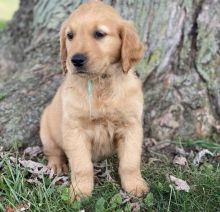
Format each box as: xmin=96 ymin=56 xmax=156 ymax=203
xmin=71 ymin=54 xmax=87 ymax=67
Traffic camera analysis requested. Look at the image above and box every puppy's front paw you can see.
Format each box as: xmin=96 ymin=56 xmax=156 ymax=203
xmin=70 ymin=182 xmax=93 ymax=201
xmin=122 ymin=177 xmax=149 ymax=197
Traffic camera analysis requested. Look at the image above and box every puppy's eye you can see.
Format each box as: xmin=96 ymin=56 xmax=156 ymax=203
xmin=94 ymin=30 xmax=106 ymax=39
xmin=67 ymin=32 xmax=74 ymax=40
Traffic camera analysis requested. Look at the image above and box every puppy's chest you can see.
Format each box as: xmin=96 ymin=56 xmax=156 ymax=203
xmin=77 ymin=88 xmax=122 ymax=120
xmin=82 ymin=98 xmax=127 ymax=161
xmin=65 ymin=85 xmax=131 ymax=160
xmin=84 ymin=97 xmax=127 ymax=131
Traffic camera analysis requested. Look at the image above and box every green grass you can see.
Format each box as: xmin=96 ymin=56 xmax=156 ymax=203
xmin=0 ymin=93 xmax=7 ymax=101
xmin=0 ymin=0 xmax=19 ymax=30
xmin=0 ymin=152 xmax=220 ymax=212
xmin=0 ymin=20 xmax=6 ymax=29
xmin=0 ymin=0 xmax=19 ymax=21
xmin=142 ymin=163 xmax=220 ymax=211
xmin=184 ymin=139 xmax=220 ymax=152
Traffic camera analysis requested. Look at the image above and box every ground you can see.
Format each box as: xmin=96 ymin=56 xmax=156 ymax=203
xmin=0 ymin=138 xmax=220 ymax=212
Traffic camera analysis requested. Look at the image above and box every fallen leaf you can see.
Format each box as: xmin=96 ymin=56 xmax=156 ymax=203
xmin=193 ymin=149 xmax=214 ymax=165
xmin=23 ymin=146 xmax=42 ymax=158
xmin=148 ymin=157 xmax=162 ymax=165
xmin=16 ymin=203 xmax=30 ymax=211
xmin=94 ymin=160 xmax=114 ymax=183
xmin=175 ymin=147 xmax=194 ymax=158
xmin=214 ymin=122 xmax=220 ymax=133
xmin=5 ymin=205 xmax=14 ymax=212
xmin=159 ymin=113 xmax=179 ymax=129
xmin=5 ymin=203 xmax=30 ymax=212
xmin=169 ymin=175 xmax=190 ymax=192
xmin=149 ymin=141 xmax=171 ymax=151
xmin=214 ymin=153 xmax=220 ymax=161
xmin=120 ymin=190 xmax=132 ymax=204
xmin=10 ymin=157 xmax=54 ymax=177
xmin=174 ymin=147 xmax=186 ymax=155
xmin=173 ymin=156 xmax=187 ymax=166
xmin=130 ymin=202 xmax=141 ymax=212
xmin=51 ymin=176 xmax=69 ymax=186
xmin=9 ymin=157 xmax=17 ymax=163
xmin=26 ymin=178 xmax=41 ymax=185
xmin=144 ymin=138 xmax=158 ymax=148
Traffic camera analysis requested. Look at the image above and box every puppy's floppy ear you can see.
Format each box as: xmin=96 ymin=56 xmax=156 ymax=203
xmin=60 ymin=21 xmax=67 ymax=74
xmin=120 ymin=21 xmax=144 ymax=73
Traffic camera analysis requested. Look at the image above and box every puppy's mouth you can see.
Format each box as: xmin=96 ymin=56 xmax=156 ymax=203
xmin=71 ymin=65 xmax=90 ymax=75
xmin=75 ymin=67 xmax=92 ymax=75
xmin=74 ymin=65 xmax=103 ymax=77
xmin=76 ymin=69 xmax=88 ymax=74
xmin=74 ymin=67 xmax=99 ymax=78
xmin=68 ymin=61 xmax=108 ymax=78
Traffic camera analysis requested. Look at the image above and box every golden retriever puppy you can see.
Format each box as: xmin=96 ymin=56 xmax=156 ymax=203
xmin=40 ymin=0 xmax=149 ymax=200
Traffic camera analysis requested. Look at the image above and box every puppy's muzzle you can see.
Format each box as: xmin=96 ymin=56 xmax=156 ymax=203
xmin=71 ymin=53 xmax=88 ymax=71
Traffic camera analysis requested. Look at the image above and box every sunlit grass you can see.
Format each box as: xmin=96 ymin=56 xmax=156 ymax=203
xmin=0 ymin=0 xmax=19 ymax=21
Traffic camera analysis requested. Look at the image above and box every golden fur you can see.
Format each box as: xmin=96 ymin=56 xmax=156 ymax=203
xmin=40 ymin=1 xmax=149 ymax=200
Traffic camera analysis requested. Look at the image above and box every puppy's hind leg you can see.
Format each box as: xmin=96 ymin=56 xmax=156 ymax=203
xmin=44 ymin=143 xmax=68 ymax=176
xmin=40 ymin=121 xmax=68 ymax=176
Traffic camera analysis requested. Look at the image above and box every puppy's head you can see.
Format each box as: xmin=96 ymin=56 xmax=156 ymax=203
xmin=60 ymin=1 xmax=144 ymax=76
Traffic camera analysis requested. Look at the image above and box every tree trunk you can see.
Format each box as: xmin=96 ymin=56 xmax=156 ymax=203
xmin=0 ymin=0 xmax=219 ymax=148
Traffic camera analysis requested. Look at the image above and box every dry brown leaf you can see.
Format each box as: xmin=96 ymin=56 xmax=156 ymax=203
xmin=5 ymin=205 xmax=14 ymax=212
xmin=173 ymin=156 xmax=187 ymax=166
xmin=9 ymin=157 xmax=17 ymax=163
xmin=215 ymin=124 xmax=220 ymax=133
xmin=5 ymin=203 xmax=30 ymax=212
xmin=15 ymin=203 xmax=30 ymax=211
xmin=94 ymin=160 xmax=114 ymax=183
xmin=175 ymin=147 xmax=194 ymax=158
xmin=214 ymin=153 xmax=220 ymax=161
xmin=130 ymin=202 xmax=141 ymax=212
xmin=159 ymin=113 xmax=180 ymax=129
xmin=144 ymin=138 xmax=158 ymax=148
xmin=148 ymin=157 xmax=162 ymax=165
xmin=51 ymin=176 xmax=69 ymax=185
xmin=149 ymin=141 xmax=171 ymax=151
xmin=193 ymin=149 xmax=214 ymax=165
xmin=10 ymin=157 xmax=70 ymax=185
xmin=26 ymin=178 xmax=41 ymax=185
xmin=174 ymin=147 xmax=186 ymax=155
xmin=23 ymin=146 xmax=42 ymax=158
xmin=120 ymin=190 xmax=132 ymax=204
xmin=10 ymin=157 xmax=54 ymax=178
xmin=169 ymin=175 xmax=190 ymax=192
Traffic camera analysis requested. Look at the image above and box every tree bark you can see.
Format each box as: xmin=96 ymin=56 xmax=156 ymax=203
xmin=0 ymin=0 xmax=219 ymax=148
